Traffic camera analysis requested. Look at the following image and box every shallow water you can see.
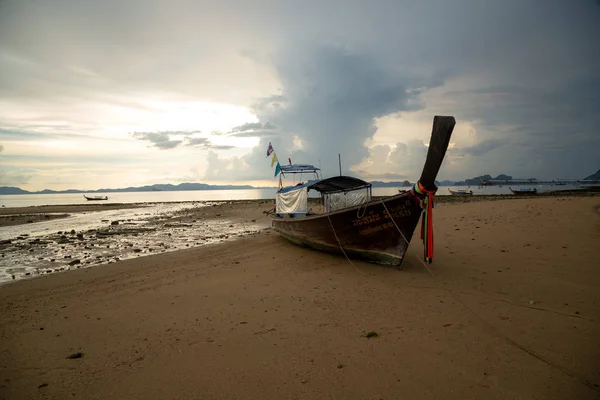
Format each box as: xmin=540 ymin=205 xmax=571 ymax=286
xmin=0 ymin=202 xmax=197 ymax=241
xmin=0 ymin=202 xmax=264 ymax=285
xmin=0 ymin=185 xmax=585 ymax=208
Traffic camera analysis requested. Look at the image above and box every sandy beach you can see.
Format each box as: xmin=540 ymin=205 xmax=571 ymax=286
xmin=0 ymin=196 xmax=599 ymax=399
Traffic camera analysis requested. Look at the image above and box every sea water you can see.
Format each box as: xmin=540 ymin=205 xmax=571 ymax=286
xmin=0 ymin=185 xmax=583 ymax=208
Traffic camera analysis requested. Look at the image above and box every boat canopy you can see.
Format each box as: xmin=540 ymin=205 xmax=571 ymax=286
xmin=280 ymin=164 xmax=320 ymax=174
xmin=279 ymin=176 xmax=371 ymax=194
xmin=276 ymin=176 xmax=372 ymax=215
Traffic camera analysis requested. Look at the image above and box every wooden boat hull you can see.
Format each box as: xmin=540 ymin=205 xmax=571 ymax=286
xmin=84 ymin=195 xmax=108 ymax=201
xmin=448 ymin=189 xmax=472 ymax=195
xmin=271 ymin=192 xmax=422 ymax=267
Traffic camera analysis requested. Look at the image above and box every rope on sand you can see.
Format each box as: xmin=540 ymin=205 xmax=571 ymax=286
xmin=325 ymin=189 xmax=598 ymax=393
xmin=413 ymin=257 xmax=599 ymax=393
xmin=379 ymin=199 xmax=410 ymax=246
xmin=331 ymin=199 xmax=599 ymax=393
xmin=326 ymin=213 xmax=370 ymax=277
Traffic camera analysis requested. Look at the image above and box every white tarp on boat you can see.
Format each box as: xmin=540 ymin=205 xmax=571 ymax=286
xmin=324 ymin=187 xmax=371 ymax=212
xmin=276 ymin=187 xmax=308 ymax=214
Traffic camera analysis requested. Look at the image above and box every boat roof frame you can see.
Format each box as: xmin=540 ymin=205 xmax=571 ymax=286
xmin=279 ymin=175 xmax=371 ymax=195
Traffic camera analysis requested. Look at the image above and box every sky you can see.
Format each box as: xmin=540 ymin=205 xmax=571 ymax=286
xmin=0 ymin=0 xmax=599 ymax=191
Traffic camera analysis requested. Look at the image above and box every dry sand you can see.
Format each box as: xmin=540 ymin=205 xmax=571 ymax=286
xmin=0 ymin=196 xmax=599 ymax=399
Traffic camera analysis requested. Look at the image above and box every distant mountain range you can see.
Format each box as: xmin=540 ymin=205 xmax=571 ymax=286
xmin=0 ymin=182 xmax=261 ymax=195
xmin=1 ymin=170 xmax=598 ymax=195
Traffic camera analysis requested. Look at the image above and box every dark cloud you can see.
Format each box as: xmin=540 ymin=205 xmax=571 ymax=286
xmin=131 ymin=131 xmax=234 ymax=150
xmin=250 ymin=44 xmax=443 ymax=176
xmin=227 ymin=122 xmax=277 ymax=138
xmin=229 ymin=130 xmax=277 ymax=138
xmin=0 ymin=128 xmax=107 ymax=141
xmin=0 ymin=130 xmax=44 ymax=140
xmin=0 ymin=168 xmax=32 ymax=185
xmin=153 ymin=140 xmax=181 ymax=150
xmin=443 ymin=74 xmax=600 ymax=178
xmin=230 ymin=122 xmax=274 ymax=132
xmin=185 ymin=137 xmax=209 ymax=146
xmin=231 ymin=122 xmax=262 ymax=132
xmin=131 ymin=132 xmax=182 ymax=150
xmin=183 ymin=137 xmax=235 ymax=149
xmin=360 ymin=172 xmax=408 ymax=181
xmin=459 ymin=139 xmax=508 ymax=157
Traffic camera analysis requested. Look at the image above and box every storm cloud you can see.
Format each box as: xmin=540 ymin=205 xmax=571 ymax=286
xmin=252 ymin=45 xmax=435 ymax=173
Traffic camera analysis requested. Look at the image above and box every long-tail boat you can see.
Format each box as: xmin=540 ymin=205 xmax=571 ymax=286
xmin=448 ymin=188 xmax=473 ymax=195
xmin=509 ymin=187 xmax=537 ymax=195
xmin=83 ymin=195 xmax=109 ymax=201
xmin=269 ymin=115 xmax=456 ymax=267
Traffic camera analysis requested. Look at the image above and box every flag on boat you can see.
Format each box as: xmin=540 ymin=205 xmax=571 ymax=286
xmin=266 ymin=141 xmax=281 ymax=177
xmin=288 ymin=157 xmax=292 ymax=165
xmin=274 ymin=161 xmax=281 ymax=177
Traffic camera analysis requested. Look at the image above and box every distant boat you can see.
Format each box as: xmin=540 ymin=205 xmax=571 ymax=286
xmin=509 ymin=187 xmax=537 ymax=195
xmin=83 ymin=195 xmax=108 ymax=201
xmin=448 ymin=188 xmax=473 ymax=195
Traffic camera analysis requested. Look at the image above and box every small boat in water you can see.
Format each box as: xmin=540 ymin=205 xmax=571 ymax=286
xmin=448 ymin=188 xmax=473 ymax=195
xmin=268 ymin=116 xmax=456 ymax=267
xmin=509 ymin=187 xmax=537 ymax=195
xmin=83 ymin=195 xmax=108 ymax=201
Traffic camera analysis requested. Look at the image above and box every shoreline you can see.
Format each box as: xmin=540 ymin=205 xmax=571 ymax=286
xmin=1 ymin=188 xmax=597 ymax=213
xmin=0 ymin=200 xmax=272 ymax=284
xmin=1 ymin=190 xmax=598 ymax=217
xmin=1 ymin=195 xmax=599 ymax=285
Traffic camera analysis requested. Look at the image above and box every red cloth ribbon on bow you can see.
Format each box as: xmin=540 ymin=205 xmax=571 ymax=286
xmin=416 ymin=182 xmax=435 ymax=263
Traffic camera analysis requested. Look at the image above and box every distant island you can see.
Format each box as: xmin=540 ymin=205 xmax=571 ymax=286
xmin=370 ymin=174 xmax=515 ymax=188
xmin=2 ymin=169 xmax=598 ymax=195
xmin=584 ymin=169 xmax=600 ymax=180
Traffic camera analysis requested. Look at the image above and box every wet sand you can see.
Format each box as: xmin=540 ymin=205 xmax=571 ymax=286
xmin=0 ymin=204 xmax=148 ymax=228
xmin=0 ymin=201 xmax=270 ymax=283
xmin=0 ymin=213 xmax=70 ymax=228
xmin=0 ymin=196 xmax=599 ymax=399
xmin=0 ymin=203 xmax=146 ymax=216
